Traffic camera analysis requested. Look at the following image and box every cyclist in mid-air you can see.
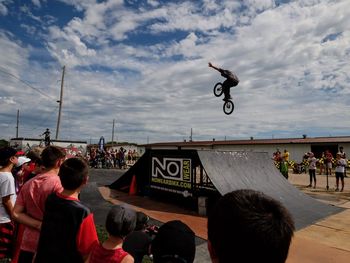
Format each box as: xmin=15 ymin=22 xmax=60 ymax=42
xmin=209 ymin=62 xmax=239 ymax=101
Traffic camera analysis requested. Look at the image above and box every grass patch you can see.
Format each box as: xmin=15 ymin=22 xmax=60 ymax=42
xmin=96 ymin=224 xmax=108 ymax=243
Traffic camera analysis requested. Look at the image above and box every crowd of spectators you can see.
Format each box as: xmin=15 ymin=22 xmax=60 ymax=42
xmin=87 ymin=147 xmax=139 ymax=169
xmin=273 ymin=147 xmax=347 ymax=191
xmin=1 ymin=145 xmax=297 ymax=263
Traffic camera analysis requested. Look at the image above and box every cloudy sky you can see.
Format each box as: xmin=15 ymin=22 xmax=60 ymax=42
xmin=0 ymin=0 xmax=349 ymax=144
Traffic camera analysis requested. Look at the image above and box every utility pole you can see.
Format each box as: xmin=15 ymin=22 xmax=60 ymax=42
xmin=56 ymin=65 xmax=65 ymax=139
xmin=111 ymin=119 xmax=115 ymax=148
xmin=190 ymin=128 xmax=193 ymax=142
xmin=16 ymin=109 xmax=19 ymax=138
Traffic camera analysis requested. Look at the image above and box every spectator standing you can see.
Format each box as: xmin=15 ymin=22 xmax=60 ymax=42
xmin=282 ymin=149 xmax=290 ymax=162
xmin=151 ymin=220 xmax=196 ymax=263
xmin=0 ymin=147 xmax=18 ymax=260
xmin=324 ymin=150 xmax=333 ymax=176
xmin=127 ymin=150 xmax=132 ymax=165
xmin=337 ymin=146 xmax=347 ymax=177
xmin=280 ymin=150 xmax=289 ymax=179
xmin=123 ymin=212 xmax=152 ymax=263
xmin=335 ymin=153 xmax=346 ymax=192
xmin=23 ymin=148 xmax=43 ymax=183
xmin=13 ymin=156 xmax=31 ymax=194
xmin=13 ymin=146 xmax=66 ymax=263
xmin=207 ymin=189 xmax=295 ymax=263
xmin=319 ymin=152 xmax=325 ymax=175
xmin=35 ymin=158 xmax=98 ymax=262
xmin=118 ymin=147 xmax=126 ymax=169
xmin=307 ymin=152 xmax=317 ymax=188
xmin=87 ymin=205 xmax=136 ymax=263
xmin=131 ymin=150 xmax=138 ymax=165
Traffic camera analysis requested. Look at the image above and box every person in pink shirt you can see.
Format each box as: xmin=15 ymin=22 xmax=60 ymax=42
xmin=13 ymin=146 xmax=66 ymax=263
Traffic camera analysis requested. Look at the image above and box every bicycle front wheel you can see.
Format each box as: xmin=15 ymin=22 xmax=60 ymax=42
xmin=213 ymin=82 xmax=223 ymax=97
xmin=223 ymin=100 xmax=234 ymax=115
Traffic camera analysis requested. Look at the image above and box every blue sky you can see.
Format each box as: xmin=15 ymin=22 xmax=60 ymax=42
xmin=0 ymin=0 xmax=350 ymax=144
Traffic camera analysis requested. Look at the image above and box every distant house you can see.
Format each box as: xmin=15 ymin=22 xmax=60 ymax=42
xmin=10 ymin=137 xmax=87 ymax=154
xmin=141 ymin=136 xmax=350 ymax=162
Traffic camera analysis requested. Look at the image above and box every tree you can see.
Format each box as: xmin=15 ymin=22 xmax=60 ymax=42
xmin=0 ymin=139 xmax=9 ymax=148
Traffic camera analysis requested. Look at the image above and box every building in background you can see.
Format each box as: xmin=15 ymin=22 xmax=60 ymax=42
xmin=142 ymin=136 xmax=350 ymax=162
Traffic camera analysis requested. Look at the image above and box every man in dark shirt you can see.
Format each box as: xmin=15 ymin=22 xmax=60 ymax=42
xmin=42 ymin=129 xmax=51 ymax=146
xmin=209 ymin=62 xmax=239 ymax=101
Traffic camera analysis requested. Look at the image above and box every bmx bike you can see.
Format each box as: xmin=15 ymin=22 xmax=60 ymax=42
xmin=213 ymin=82 xmax=234 ymax=115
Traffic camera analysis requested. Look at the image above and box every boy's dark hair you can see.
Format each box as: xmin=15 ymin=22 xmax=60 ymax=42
xmin=106 ymin=205 xmax=136 ymax=238
xmin=151 ymin=220 xmax=196 ymax=263
xmin=41 ymin=146 xmax=66 ymax=169
xmin=59 ymin=158 xmax=88 ymax=190
xmin=0 ymin=147 xmax=17 ymax=167
xmin=208 ymin=189 xmax=295 ymax=263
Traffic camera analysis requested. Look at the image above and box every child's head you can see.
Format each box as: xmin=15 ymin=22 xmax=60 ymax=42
xmin=41 ymin=146 xmax=66 ymax=169
xmin=27 ymin=147 xmax=43 ymax=164
xmin=105 ymin=205 xmax=136 ymax=239
xmin=151 ymin=220 xmax=196 ymax=263
xmin=59 ymin=158 xmax=88 ymax=190
xmin=0 ymin=147 xmax=18 ymax=168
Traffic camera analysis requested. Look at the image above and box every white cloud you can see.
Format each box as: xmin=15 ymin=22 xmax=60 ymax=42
xmin=0 ymin=0 xmax=10 ymax=16
xmin=32 ymin=0 xmax=41 ymax=8
xmin=147 ymin=0 xmax=159 ymax=8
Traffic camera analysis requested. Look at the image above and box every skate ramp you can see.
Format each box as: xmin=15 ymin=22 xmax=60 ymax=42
xmin=197 ymin=151 xmax=343 ymax=230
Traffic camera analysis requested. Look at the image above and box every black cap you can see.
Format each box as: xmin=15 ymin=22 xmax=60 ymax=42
xmin=151 ymin=220 xmax=196 ymax=263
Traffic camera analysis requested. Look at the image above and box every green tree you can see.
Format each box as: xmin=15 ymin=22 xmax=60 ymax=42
xmin=0 ymin=139 xmax=9 ymax=148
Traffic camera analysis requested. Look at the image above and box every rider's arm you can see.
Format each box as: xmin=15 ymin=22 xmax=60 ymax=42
xmin=208 ymin=62 xmax=222 ymax=72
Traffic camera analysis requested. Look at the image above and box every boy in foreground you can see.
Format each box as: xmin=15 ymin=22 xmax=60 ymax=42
xmin=207 ymin=189 xmax=295 ymax=263
xmin=34 ymin=158 xmax=98 ymax=262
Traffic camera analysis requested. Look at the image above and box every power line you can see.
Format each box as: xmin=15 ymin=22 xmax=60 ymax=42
xmin=0 ymin=67 xmax=55 ymax=100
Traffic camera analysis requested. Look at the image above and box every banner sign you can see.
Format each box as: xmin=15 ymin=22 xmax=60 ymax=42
xmin=98 ymin=136 xmax=105 ymax=152
xmin=151 ymin=157 xmax=192 ymax=195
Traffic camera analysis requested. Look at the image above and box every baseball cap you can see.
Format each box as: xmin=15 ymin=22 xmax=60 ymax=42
xmin=16 ymin=156 xmax=31 ymax=167
xmin=0 ymin=147 xmax=18 ymax=161
xmin=151 ymin=220 xmax=196 ymax=263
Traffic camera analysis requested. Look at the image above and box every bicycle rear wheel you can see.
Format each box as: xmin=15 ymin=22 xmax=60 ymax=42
xmin=213 ymin=82 xmax=223 ymax=97
xmin=223 ymin=100 xmax=234 ymax=115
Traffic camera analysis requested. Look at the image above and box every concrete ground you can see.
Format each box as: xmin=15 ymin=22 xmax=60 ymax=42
xmin=90 ymin=168 xmax=350 ymax=263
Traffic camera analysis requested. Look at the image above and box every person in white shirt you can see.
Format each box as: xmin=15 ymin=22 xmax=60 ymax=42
xmin=335 ymin=153 xmax=346 ymax=192
xmin=307 ymin=152 xmax=318 ymax=188
xmin=0 ymin=147 xmax=18 ymax=260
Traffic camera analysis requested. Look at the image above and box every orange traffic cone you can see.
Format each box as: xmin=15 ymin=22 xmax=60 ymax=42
xmin=129 ymin=175 xmax=137 ymax=195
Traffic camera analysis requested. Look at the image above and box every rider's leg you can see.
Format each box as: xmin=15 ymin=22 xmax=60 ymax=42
xmin=222 ymin=80 xmax=231 ymax=100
